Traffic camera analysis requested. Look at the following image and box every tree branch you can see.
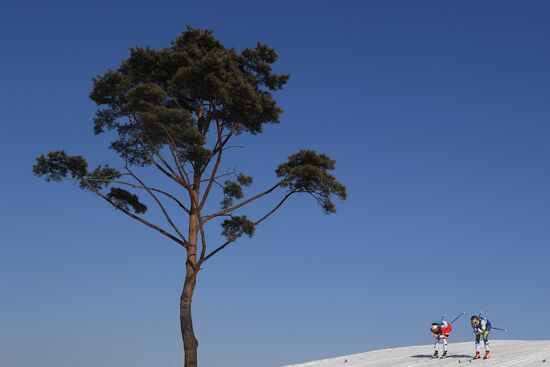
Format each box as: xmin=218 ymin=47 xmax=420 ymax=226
xmin=86 ymin=177 xmax=190 ymax=214
xmin=140 ymin=143 xmax=184 ymax=188
xmin=221 ymin=145 xmax=245 ymax=151
xmin=202 ymin=179 xmax=285 ymax=223
xmin=211 ymin=124 xmax=236 ymax=156
xmin=197 ymin=218 xmax=207 ymax=266
xmin=157 ymin=123 xmax=192 ymax=189
xmin=199 ymin=169 xmax=238 ymax=183
xmin=125 ymin=166 xmax=188 ymax=244
xmin=151 ymin=146 xmax=186 ymax=186
xmin=199 ymin=122 xmax=237 ymax=177
xmin=85 ymin=183 xmax=187 ymax=248
xmin=199 ymin=122 xmax=224 ymax=210
xmin=254 ymin=190 xmax=296 ymax=226
xmin=200 ymin=190 xmax=296 ymax=263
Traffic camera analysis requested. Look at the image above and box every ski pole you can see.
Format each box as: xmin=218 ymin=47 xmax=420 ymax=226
xmin=492 ymin=327 xmax=507 ymax=332
xmin=450 ymin=311 xmax=465 ymax=325
xmin=441 ymin=314 xmax=446 ymax=321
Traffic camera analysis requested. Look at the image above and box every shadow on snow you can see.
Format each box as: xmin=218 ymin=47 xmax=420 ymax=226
xmin=411 ymin=354 xmax=471 ymax=359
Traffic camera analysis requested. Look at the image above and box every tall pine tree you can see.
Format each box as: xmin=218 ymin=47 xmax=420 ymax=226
xmin=33 ymin=27 xmax=346 ymax=367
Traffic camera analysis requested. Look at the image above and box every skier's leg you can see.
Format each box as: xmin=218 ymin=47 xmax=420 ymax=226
xmin=433 ymin=336 xmax=440 ymax=357
xmin=483 ymin=331 xmax=490 ymax=352
xmin=482 ymin=331 xmax=491 ymax=359
xmin=440 ymin=335 xmax=448 ymax=358
xmin=475 ymin=333 xmax=481 ymax=353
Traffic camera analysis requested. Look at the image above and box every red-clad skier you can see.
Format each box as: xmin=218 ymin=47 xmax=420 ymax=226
xmin=430 ymin=321 xmax=453 ymax=359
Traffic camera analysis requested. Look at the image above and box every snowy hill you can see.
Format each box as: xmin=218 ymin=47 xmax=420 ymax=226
xmin=283 ymin=340 xmax=550 ymax=367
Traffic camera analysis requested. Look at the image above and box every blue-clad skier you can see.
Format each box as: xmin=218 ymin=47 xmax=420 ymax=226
xmin=470 ymin=315 xmax=491 ymax=359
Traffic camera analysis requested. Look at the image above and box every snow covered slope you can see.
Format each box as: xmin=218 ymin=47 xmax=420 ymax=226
xmin=283 ymin=340 xmax=550 ymax=367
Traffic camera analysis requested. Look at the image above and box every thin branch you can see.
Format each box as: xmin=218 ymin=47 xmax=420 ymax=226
xmin=254 ymin=190 xmax=296 ymax=226
xmin=221 ymin=145 xmax=245 ymax=151
xmin=197 ymin=218 xmax=207 ymax=266
xmin=199 ymin=122 xmax=224 ymax=210
xmin=141 ymin=143 xmax=183 ymax=187
xmin=169 ymin=93 xmax=183 ymax=109
xmin=86 ymin=178 xmax=190 ymax=214
xmin=307 ymin=191 xmax=324 ymax=208
xmin=201 ymin=240 xmax=230 ymax=264
xmin=139 ymin=139 xmax=187 ymax=190
xmin=201 ymin=190 xmax=296 ymax=263
xmin=126 ymin=115 xmax=184 ymax=188
xmin=151 ymin=146 xmax=184 ymax=185
xmin=202 ymin=180 xmax=285 ymax=223
xmin=127 ymin=115 xmax=185 ymax=188
xmin=85 ymin=182 xmax=187 ymax=248
xmin=157 ymin=123 xmax=192 ymax=188
xmin=212 ymin=179 xmax=225 ymax=190
xmin=211 ymin=124 xmax=236 ymax=156
xmin=199 ymin=122 xmax=237 ymax=177
xmin=199 ymin=169 xmax=238 ymax=183
xmin=204 ymin=99 xmax=214 ymax=135
xmin=125 ymin=166 xmax=188 ymax=244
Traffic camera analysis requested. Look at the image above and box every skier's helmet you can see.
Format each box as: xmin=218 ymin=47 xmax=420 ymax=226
xmin=471 ymin=315 xmax=480 ymax=327
xmin=431 ymin=323 xmax=440 ymax=332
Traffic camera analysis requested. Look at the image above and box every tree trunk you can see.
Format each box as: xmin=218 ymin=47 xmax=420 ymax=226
xmin=180 ymin=175 xmax=201 ymax=367
xmin=180 ymin=267 xmax=198 ymax=367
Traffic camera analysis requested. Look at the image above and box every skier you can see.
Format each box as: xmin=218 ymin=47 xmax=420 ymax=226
xmin=471 ymin=315 xmax=491 ymax=359
xmin=430 ymin=320 xmax=453 ymax=358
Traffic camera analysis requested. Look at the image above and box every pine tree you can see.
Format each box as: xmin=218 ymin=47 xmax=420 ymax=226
xmin=33 ymin=27 xmax=346 ymax=367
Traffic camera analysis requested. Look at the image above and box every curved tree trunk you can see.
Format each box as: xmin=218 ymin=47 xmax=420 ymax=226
xmin=181 ymin=182 xmax=200 ymax=367
xmin=180 ymin=267 xmax=198 ymax=367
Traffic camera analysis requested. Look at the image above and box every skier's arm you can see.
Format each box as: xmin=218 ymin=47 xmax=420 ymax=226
xmin=480 ymin=319 xmax=487 ymax=332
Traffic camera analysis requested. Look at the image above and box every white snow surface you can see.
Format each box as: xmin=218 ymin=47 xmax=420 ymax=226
xmin=283 ymin=340 xmax=550 ymax=367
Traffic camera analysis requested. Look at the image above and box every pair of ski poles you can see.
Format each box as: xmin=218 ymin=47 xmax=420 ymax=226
xmin=440 ymin=311 xmax=507 ymax=331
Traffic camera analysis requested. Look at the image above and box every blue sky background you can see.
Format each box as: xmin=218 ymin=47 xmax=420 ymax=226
xmin=1 ymin=1 xmax=549 ymax=366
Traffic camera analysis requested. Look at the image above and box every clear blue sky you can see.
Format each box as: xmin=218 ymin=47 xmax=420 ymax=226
xmin=1 ymin=1 xmax=549 ymax=366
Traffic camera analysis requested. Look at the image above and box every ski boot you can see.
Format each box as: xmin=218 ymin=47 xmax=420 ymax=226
xmin=483 ymin=351 xmax=490 ymax=359
xmin=440 ymin=351 xmax=447 ymax=359
xmin=472 ymin=351 xmax=481 ymax=360
xmin=432 ymin=351 xmax=438 ymax=359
